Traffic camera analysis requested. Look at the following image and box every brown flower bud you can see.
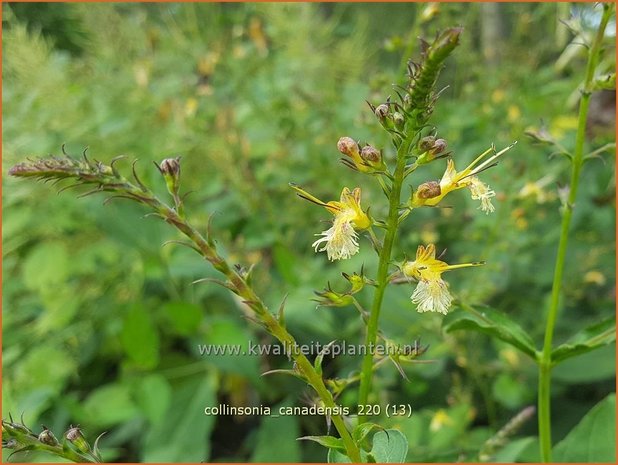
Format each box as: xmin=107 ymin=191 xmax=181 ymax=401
xmin=65 ymin=426 xmax=91 ymax=454
xmin=416 ymin=181 xmax=441 ymax=199
xmin=360 ymin=145 xmax=381 ymax=164
xmin=432 ymin=138 xmax=447 ymax=155
xmin=374 ymin=104 xmax=389 ymax=119
xmin=337 ymin=137 xmax=360 ymax=158
xmin=38 ymin=427 xmax=60 ymax=446
xmin=156 ymin=156 xmax=182 ymax=198
xmin=158 ymin=157 xmax=181 ymax=177
xmin=419 ymin=136 xmax=436 ymax=152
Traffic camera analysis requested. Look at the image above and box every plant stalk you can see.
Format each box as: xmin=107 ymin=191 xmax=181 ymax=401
xmin=158 ymin=204 xmax=362 ymax=462
xmin=538 ymin=4 xmax=613 ymax=462
xmin=358 ymin=136 xmax=412 ymax=421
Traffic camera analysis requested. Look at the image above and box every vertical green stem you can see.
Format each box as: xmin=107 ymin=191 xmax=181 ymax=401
xmin=538 ymin=5 xmax=612 ymax=462
xmin=358 ymin=137 xmax=412 ymax=421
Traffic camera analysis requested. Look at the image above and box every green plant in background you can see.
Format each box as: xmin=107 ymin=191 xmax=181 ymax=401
xmin=443 ymin=3 xmax=616 ymax=463
xmin=2 ymin=3 xmax=615 ymax=464
xmin=6 ymin=22 xmax=514 ymax=463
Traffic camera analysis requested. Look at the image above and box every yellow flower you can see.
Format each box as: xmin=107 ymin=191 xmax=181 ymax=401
xmin=410 ymin=143 xmax=515 ymax=214
xmin=430 ymin=409 xmax=454 ymax=432
xmin=402 ymin=244 xmax=484 ymax=314
xmin=291 ymin=184 xmax=371 ymax=261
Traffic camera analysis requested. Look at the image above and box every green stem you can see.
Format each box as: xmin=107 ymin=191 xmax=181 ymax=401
xmin=357 ymin=137 xmax=412 ymax=421
xmin=161 ymin=205 xmax=362 ymax=462
xmin=538 ymin=5 xmax=613 ymax=462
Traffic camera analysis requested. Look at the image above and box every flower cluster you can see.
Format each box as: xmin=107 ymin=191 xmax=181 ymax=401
xmin=290 ymin=184 xmax=371 ymax=261
xmin=402 ymin=244 xmax=484 ymax=314
xmin=410 ymin=144 xmax=515 ymax=214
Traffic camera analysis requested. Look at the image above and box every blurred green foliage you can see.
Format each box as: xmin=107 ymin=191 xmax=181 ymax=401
xmin=2 ymin=3 xmax=615 ymax=462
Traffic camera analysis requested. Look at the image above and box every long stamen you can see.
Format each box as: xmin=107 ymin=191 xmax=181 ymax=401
xmin=471 ymin=142 xmax=517 ymax=175
xmin=443 ymin=261 xmax=486 ymax=271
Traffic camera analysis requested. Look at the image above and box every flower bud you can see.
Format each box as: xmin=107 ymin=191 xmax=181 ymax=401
xmin=432 ymin=138 xmax=447 ymax=155
xmin=393 ymin=112 xmax=405 ymax=129
xmin=403 ymin=93 xmax=413 ymax=111
xmin=2 ymin=438 xmax=18 ymax=449
xmin=360 ymin=145 xmax=387 ymax=171
xmin=360 ymin=145 xmax=380 ymax=164
xmin=156 ymin=156 xmax=181 ymax=197
xmin=417 ymin=137 xmax=447 ymax=164
xmin=39 ymin=427 xmax=60 ymax=446
xmin=419 ymin=136 xmax=436 ymax=152
xmin=337 ymin=137 xmax=360 ymax=159
xmin=374 ymin=104 xmax=389 ymax=120
xmin=159 ymin=157 xmax=181 ymax=177
xmin=65 ymin=426 xmax=91 ymax=454
xmin=416 ymin=181 xmax=441 ymax=199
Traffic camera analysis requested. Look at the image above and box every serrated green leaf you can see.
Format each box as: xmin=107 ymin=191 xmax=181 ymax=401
xmin=553 ymin=394 xmax=616 ymax=462
xmin=443 ymin=305 xmax=538 ymax=360
xmin=551 ymin=316 xmax=616 ymax=364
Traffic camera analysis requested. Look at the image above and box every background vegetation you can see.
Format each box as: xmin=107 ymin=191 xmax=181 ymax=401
xmin=2 ymin=3 xmax=615 ymax=462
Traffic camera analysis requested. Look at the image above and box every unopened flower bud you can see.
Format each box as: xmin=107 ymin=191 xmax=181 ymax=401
xmin=159 ymin=157 xmax=181 ymax=178
xmin=393 ymin=112 xmax=405 ymax=129
xmin=419 ymin=136 xmax=436 ymax=151
xmin=416 ymin=181 xmax=442 ymax=199
xmin=65 ymin=426 xmax=91 ymax=454
xmin=432 ymin=138 xmax=447 ymax=155
xmin=360 ymin=145 xmax=380 ymax=164
xmin=39 ymin=427 xmax=59 ymax=446
xmin=3 ymin=438 xmax=18 ymax=449
xmin=360 ymin=145 xmax=386 ymax=171
xmin=337 ymin=137 xmax=360 ymax=158
xmin=374 ymin=104 xmax=389 ymax=120
xmin=156 ymin=156 xmax=182 ymax=201
xmin=403 ymin=93 xmax=413 ymax=111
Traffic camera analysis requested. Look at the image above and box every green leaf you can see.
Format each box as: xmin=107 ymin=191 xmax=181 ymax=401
xmin=492 ymin=373 xmax=532 ymax=409
xmin=298 ymin=435 xmax=345 ymax=451
xmin=492 ymin=437 xmax=537 ymax=463
xmin=251 ymin=399 xmax=301 ymax=462
xmin=553 ymin=344 xmax=616 ymax=383
xmin=443 ymin=305 xmax=538 ymax=360
xmin=22 ymin=242 xmax=69 ymax=292
xmin=370 ymin=430 xmax=408 ymax=463
xmin=328 ymin=448 xmax=362 ymax=463
xmin=273 ymin=243 xmax=300 ymax=285
xmin=82 ymin=383 xmax=139 ymax=427
xmin=142 ymin=372 xmax=218 ymax=462
xmin=551 ymin=316 xmax=616 ymax=364
xmin=553 ymin=394 xmax=616 ymax=462
xmin=121 ymin=304 xmax=160 ymax=369
xmin=134 ymin=374 xmax=172 ymax=426
xmin=161 ymin=301 xmax=203 ymax=336
xmin=353 ymin=422 xmax=383 ymax=446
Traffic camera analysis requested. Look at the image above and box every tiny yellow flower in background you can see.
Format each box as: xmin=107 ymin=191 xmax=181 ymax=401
xmin=410 ymin=143 xmax=515 ymax=214
xmin=402 ymin=244 xmax=484 ymax=314
xmin=290 ymin=184 xmax=371 ymax=261
xmin=430 ymin=409 xmax=454 ymax=432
